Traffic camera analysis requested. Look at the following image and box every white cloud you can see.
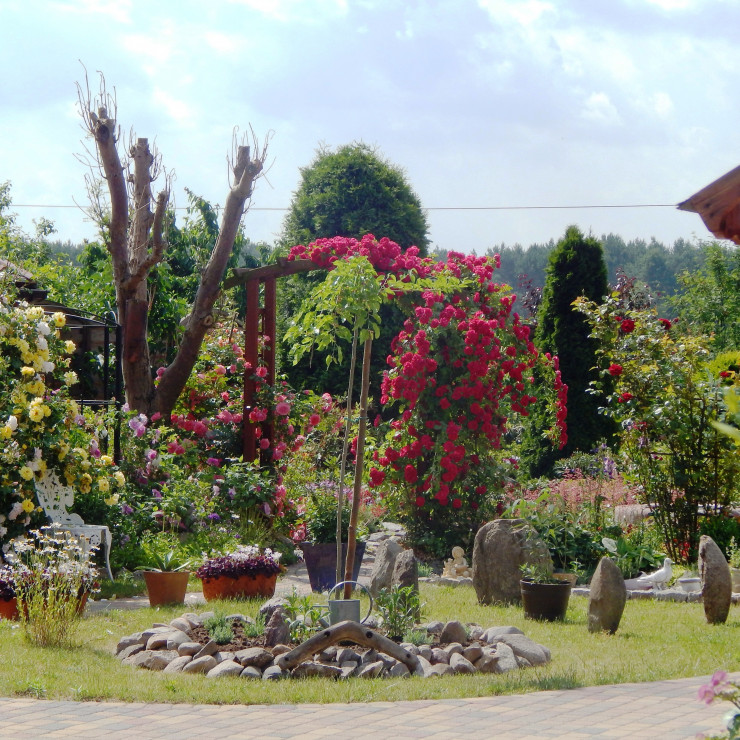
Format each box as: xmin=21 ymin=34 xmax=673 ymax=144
xmin=644 ymin=0 xmax=694 ymax=10
xmin=581 ymin=92 xmax=622 ymax=126
xmin=226 ymin=0 xmax=348 ymax=24
xmin=477 ymin=0 xmax=555 ymax=26
xmin=51 ymin=0 xmax=132 ymax=24
xmin=204 ymin=31 xmax=244 ymax=56
xmin=652 ymin=91 xmax=674 ymax=117
xmin=151 ymin=88 xmax=196 ymax=126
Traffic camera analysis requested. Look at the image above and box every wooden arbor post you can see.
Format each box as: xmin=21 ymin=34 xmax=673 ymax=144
xmin=223 ymin=259 xmax=318 ymax=462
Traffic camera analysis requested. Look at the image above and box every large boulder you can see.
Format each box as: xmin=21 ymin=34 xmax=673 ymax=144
xmin=698 ymin=535 xmax=732 ymax=624
xmin=472 ymin=519 xmax=552 ymax=604
xmin=588 ymin=557 xmax=627 ymax=634
xmin=369 ymin=539 xmax=404 ymax=596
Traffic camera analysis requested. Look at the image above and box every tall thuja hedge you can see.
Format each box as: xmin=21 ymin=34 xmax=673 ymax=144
xmin=523 ymin=225 xmax=615 ymax=476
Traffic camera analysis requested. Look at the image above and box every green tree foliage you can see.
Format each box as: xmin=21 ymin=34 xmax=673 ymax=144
xmin=278 ymin=143 xmax=429 ymax=398
xmin=280 ymin=142 xmax=429 ymax=252
xmin=671 ymin=241 xmax=740 ymax=353
xmin=522 ymin=225 xmax=615 ymax=477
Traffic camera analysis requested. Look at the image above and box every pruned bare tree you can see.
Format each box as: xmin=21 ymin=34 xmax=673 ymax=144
xmin=77 ymin=70 xmax=269 ymax=416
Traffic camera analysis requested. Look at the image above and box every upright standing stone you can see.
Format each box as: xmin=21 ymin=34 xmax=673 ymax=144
xmin=369 ymin=539 xmax=404 ymax=596
xmin=472 ymin=519 xmax=552 ymax=604
xmin=698 ymin=535 xmax=732 ymax=624
xmin=391 ymin=549 xmax=419 ymax=592
xmin=588 ymin=556 xmax=627 ymax=633
xmin=263 ymin=607 xmax=291 ymax=647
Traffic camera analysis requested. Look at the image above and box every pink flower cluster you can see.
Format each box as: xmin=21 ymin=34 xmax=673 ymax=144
xmin=289 ymin=234 xmax=429 ymax=277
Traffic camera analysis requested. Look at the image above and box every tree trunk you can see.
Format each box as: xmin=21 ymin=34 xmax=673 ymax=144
xmin=336 ymin=323 xmax=359 ymax=584
xmin=343 ymin=335 xmax=372 ymax=599
xmin=81 ymin=75 xmax=266 ymax=417
xmin=153 ymin=144 xmax=263 ymax=416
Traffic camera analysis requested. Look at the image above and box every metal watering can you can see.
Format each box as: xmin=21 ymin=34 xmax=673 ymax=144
xmin=319 ymin=580 xmax=373 ymax=626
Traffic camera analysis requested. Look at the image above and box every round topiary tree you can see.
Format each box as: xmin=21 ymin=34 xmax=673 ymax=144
xmin=522 ymin=225 xmax=615 ymax=477
xmin=280 ymin=142 xmax=429 ymax=253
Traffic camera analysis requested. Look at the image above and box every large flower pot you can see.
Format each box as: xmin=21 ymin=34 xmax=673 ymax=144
xmin=0 ymin=597 xmax=19 ymax=621
xmin=520 ymin=579 xmax=571 ymax=621
xmin=200 ymin=572 xmax=277 ymax=601
xmin=300 ymin=542 xmax=366 ymax=593
xmin=143 ymin=571 xmax=190 ymax=607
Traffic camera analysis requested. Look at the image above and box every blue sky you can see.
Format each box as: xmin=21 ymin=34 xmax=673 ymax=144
xmin=1 ymin=0 xmax=738 ymax=254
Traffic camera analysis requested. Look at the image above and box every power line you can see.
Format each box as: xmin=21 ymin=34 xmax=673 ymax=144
xmin=10 ymin=202 xmax=678 ymax=212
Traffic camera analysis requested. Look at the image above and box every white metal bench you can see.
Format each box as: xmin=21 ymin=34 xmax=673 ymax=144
xmin=34 ymin=472 xmax=114 ymax=581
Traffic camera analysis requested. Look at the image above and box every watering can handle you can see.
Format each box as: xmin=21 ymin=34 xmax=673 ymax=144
xmin=327 ymin=580 xmax=374 ymax=624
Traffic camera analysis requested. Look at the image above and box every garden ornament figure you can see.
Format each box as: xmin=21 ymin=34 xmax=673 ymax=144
xmin=633 ymin=557 xmax=673 ymax=590
xmin=442 ymin=546 xmax=472 ymax=579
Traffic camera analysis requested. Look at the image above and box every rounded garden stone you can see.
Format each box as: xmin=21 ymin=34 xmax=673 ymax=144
xmin=389 ymin=662 xmax=410 ymax=678
xmin=292 ymin=662 xmax=342 ymax=679
xmin=495 ymin=634 xmax=549 ymax=666
xmin=163 ymin=655 xmax=192 ymax=674
xmin=357 ymin=661 xmax=385 ymax=678
xmin=207 ymin=660 xmax=245 ymax=678
xmin=439 ymin=621 xmax=468 ymax=645
xmin=262 ymin=665 xmax=287 ymax=680
xmin=178 ymin=642 xmax=203 ymax=657
xmin=482 ymin=625 xmax=524 ymax=643
xmin=169 ymin=617 xmax=193 ymax=634
xmin=193 ymin=639 xmax=219 ymax=660
xmin=449 ymin=653 xmax=476 ymax=674
xmin=431 ymin=648 xmax=450 ymax=664
xmin=182 ymin=655 xmax=218 ymax=674
xmin=462 ymin=645 xmax=483 ymax=663
xmin=236 ymin=647 xmax=274 ymax=669
xmin=116 ymin=633 xmax=145 ymax=653
xmin=492 ymin=642 xmax=518 ymax=673
xmin=132 ymin=650 xmax=178 ymax=671
xmin=240 ymin=666 xmax=262 ymax=680
xmin=117 ymin=644 xmax=145 ymax=661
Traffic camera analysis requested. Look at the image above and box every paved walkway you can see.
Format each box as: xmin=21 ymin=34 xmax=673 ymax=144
xmin=0 ymin=673 xmax=734 ymax=739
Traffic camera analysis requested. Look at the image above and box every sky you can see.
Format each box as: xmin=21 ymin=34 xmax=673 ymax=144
xmin=1 ymin=0 xmax=739 ymax=255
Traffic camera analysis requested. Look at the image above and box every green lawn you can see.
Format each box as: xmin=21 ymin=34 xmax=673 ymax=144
xmin=0 ymin=584 xmax=737 ymax=705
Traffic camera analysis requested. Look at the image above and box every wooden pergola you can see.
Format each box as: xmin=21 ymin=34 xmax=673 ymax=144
xmin=678 ymin=163 xmax=740 ymax=244
xmin=223 ymin=258 xmax=319 ymax=462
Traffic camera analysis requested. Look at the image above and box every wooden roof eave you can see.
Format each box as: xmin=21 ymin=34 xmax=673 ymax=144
xmin=678 ymin=164 xmax=740 ymax=244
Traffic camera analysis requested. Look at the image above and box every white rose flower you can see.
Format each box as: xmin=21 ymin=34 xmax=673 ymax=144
xmin=6 ymin=415 xmax=17 ymax=431
xmin=36 ymin=321 xmax=51 ymax=336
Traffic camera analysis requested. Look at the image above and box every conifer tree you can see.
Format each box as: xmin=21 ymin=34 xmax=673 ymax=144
xmin=523 ymin=225 xmax=614 ymax=476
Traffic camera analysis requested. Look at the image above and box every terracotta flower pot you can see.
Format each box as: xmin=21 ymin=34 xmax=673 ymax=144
xmin=0 ymin=597 xmax=19 ymax=621
xmin=520 ymin=579 xmax=571 ymax=621
xmin=143 ymin=571 xmax=190 ymax=607
xmin=200 ymin=572 xmax=277 ymax=601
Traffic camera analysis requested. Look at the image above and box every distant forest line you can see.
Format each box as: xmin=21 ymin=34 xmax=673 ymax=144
xmin=482 ymin=233 xmax=717 ymax=310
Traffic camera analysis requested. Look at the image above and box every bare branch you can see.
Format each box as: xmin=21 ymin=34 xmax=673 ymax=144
xmin=122 ymin=189 xmax=170 ymax=293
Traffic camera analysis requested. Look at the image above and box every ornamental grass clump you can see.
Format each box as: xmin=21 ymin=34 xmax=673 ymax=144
xmin=195 ymin=544 xmax=281 ymax=581
xmin=5 ymin=528 xmax=99 ymax=647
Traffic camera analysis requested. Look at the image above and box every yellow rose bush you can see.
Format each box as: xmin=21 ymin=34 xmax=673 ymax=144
xmin=0 ymin=292 xmax=125 ymax=546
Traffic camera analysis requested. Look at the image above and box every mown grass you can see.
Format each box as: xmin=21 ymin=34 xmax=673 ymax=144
xmin=0 ymin=583 xmax=737 ymax=705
